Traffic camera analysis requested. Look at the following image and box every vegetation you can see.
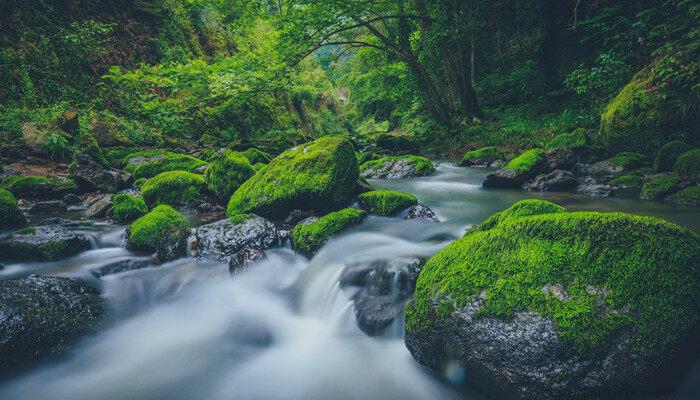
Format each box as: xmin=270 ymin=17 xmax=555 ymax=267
xmin=359 ymin=155 xmax=435 ymax=177
xmin=639 ymin=175 xmax=680 ymax=200
xmin=141 ymin=171 xmax=208 ymax=207
xmin=124 ymin=154 xmax=208 ymax=179
xmin=0 ymin=188 xmax=26 ymax=229
xmin=668 ymin=186 xmax=700 ymax=206
xmin=358 ymin=190 xmax=417 ymax=216
xmin=544 ymin=129 xmax=588 ymax=151
xmin=1 ymin=176 xmax=77 ymax=199
xmin=475 ymin=199 xmax=566 ymax=231
xmin=112 ymin=194 xmax=148 ymax=223
xmin=608 ymin=175 xmax=643 ymax=187
xmin=674 ymin=149 xmax=700 ymax=182
xmin=655 ymin=141 xmax=692 ymax=172
xmin=126 ymin=204 xmax=189 ymax=255
xmin=242 ymin=148 xmax=271 ymax=164
xmin=459 ymin=147 xmax=504 ymax=166
xmin=608 ymin=152 xmax=648 ymax=170
xmin=291 ymin=208 xmax=367 ymax=255
xmin=504 ymin=149 xmax=545 ymax=173
xmin=204 ymin=150 xmax=254 ymax=202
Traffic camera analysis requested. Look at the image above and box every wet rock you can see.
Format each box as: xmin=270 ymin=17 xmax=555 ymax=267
xmin=0 ymin=220 xmax=93 ymax=262
xmin=483 ymin=169 xmax=530 ymax=188
xmin=545 ymin=148 xmax=577 ymax=170
xmin=62 ymin=193 xmax=83 ymax=205
xmin=84 ymin=194 xmax=113 ymax=219
xmin=403 ymin=204 xmax=439 ymax=222
xmin=193 ymin=215 xmax=280 ymax=267
xmin=524 ymin=170 xmax=578 ymax=192
xmin=228 ymin=246 xmax=266 ymax=274
xmin=90 ymin=257 xmax=156 ymax=277
xmin=0 ymin=275 xmax=106 ymax=378
xmin=29 ymin=200 xmax=67 ymax=214
xmin=282 ymin=209 xmax=317 ymax=229
xmin=576 ymin=178 xmax=614 ymax=197
xmin=69 ymin=153 xmax=131 ymax=193
xmin=340 ymin=258 xmax=423 ymax=335
xmin=360 ymin=156 xmax=435 ymax=179
xmin=483 ymin=150 xmax=547 ymax=189
xmin=575 ymin=160 xmax=625 ymax=182
xmin=125 ymin=205 xmax=189 ymax=262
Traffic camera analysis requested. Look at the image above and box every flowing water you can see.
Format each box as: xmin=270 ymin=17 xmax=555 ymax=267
xmin=1 ymin=163 xmax=698 ymax=400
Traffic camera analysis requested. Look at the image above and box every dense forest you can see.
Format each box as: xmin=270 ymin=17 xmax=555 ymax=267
xmin=0 ymin=1 xmax=699 ymax=400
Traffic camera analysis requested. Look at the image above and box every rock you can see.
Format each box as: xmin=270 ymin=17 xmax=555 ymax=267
xmin=90 ymin=257 xmax=155 ymax=277
xmin=0 ymin=220 xmax=93 ymax=261
xmin=141 ymin=171 xmax=208 ymax=208
xmin=227 ymin=136 xmax=359 ymax=219
xmin=483 ymin=149 xmax=547 ymax=188
xmin=403 ymin=204 xmax=439 ymax=222
xmin=0 ymin=275 xmax=106 ymax=378
xmin=291 ymin=208 xmax=367 ymax=255
xmin=29 ymin=200 xmax=67 ymax=214
xmin=545 ymin=147 xmax=577 ymax=170
xmin=282 ymin=209 xmax=317 ymax=229
xmin=639 ymin=175 xmax=681 ymax=200
xmin=124 ymin=153 xmax=208 ymax=179
xmin=576 ymin=178 xmax=614 ymax=197
xmin=0 ymin=188 xmax=26 ymax=229
xmin=62 ymin=193 xmax=83 ymax=205
xmin=340 ymin=258 xmax=423 ymax=335
xmin=673 ymin=149 xmax=699 ymax=183
xmin=655 ymin=141 xmax=692 ymax=172
xmin=228 ymin=246 xmax=266 ymax=274
xmin=1 ymin=175 xmax=77 ymax=200
xmin=125 ymin=205 xmax=190 ymax=262
xmin=360 ymin=155 xmax=435 ymax=179
xmin=375 ymin=134 xmax=418 ymax=153
xmin=358 ymin=190 xmax=418 ymax=216
xmin=203 ymin=149 xmax=254 ymax=203
xmin=112 ymin=194 xmax=148 ymax=223
xmin=84 ymin=195 xmax=113 ymax=219
xmin=524 ymin=170 xmax=578 ymax=192
xmin=193 ymin=215 xmax=279 ymax=264
xmin=459 ymin=147 xmax=504 ymax=167
xmin=70 ymin=153 xmax=131 ymax=193
xmin=405 ymin=200 xmax=700 ymax=400
xmin=667 ymin=185 xmax=700 ymax=206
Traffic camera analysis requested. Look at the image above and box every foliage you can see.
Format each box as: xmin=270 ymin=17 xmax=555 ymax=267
xmin=639 ymin=175 xmax=681 ymax=200
xmin=357 ymin=190 xmax=417 ymax=216
xmin=204 ymin=150 xmax=254 ymax=202
xmin=112 ymin=194 xmax=148 ymax=223
xmin=544 ymin=129 xmax=589 ymax=151
xmin=291 ymin=208 xmax=367 ymax=255
xmin=141 ymin=171 xmax=208 ymax=207
xmin=655 ymin=141 xmax=692 ymax=172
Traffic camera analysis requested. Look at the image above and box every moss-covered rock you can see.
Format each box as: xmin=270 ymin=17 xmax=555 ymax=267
xmin=673 ymin=149 xmax=700 ymax=182
xmin=112 ymin=194 xmax=148 ymax=223
xmin=667 ymin=185 xmax=700 ymax=206
xmin=483 ymin=149 xmax=546 ymax=188
xmin=141 ymin=171 xmax=208 ymax=207
xmin=124 ymin=153 xmax=208 ymax=178
xmin=360 ymin=155 xmax=435 ymax=179
xmin=227 ymin=136 xmax=359 ymax=219
xmin=608 ymin=174 xmax=643 ymax=187
xmin=544 ymin=129 xmax=588 ymax=151
xmin=608 ymin=152 xmax=648 ymax=170
xmin=505 ymin=149 xmax=546 ymax=172
xmin=655 ymin=141 xmax=692 ymax=172
xmin=1 ymin=175 xmax=77 ymax=200
xmin=356 ymin=151 xmax=381 ymax=166
xmin=125 ymin=205 xmax=189 ymax=261
xmin=475 ymin=199 xmax=566 ymax=231
xmin=204 ymin=150 xmax=254 ymax=202
xmin=242 ymin=147 xmax=272 ymax=164
xmin=0 ymin=188 xmax=26 ymax=229
xmin=639 ymin=175 xmax=681 ymax=200
xmin=358 ymin=190 xmax=417 ymax=216
xmin=0 ymin=221 xmax=92 ymax=262
xmin=459 ymin=147 xmax=504 ymax=167
xmin=292 ymin=208 xmax=367 ymax=255
xmin=405 ymin=200 xmax=700 ymax=399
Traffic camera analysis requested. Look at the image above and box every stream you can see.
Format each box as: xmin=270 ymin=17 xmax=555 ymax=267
xmin=1 ymin=163 xmax=698 ymax=400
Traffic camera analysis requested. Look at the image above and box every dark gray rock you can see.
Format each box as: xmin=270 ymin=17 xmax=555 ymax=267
xmin=576 ymin=177 xmax=614 ymax=198
xmin=90 ymin=257 xmax=156 ymax=277
xmin=340 ymin=258 xmax=423 ymax=335
xmin=84 ymin=194 xmax=113 ymax=219
xmin=29 ymin=200 xmax=67 ymax=214
xmin=70 ymin=153 xmax=131 ymax=193
xmin=525 ymin=170 xmax=578 ymax=192
xmin=0 ymin=275 xmax=106 ymax=378
xmin=545 ymin=148 xmax=577 ymax=171
xmin=361 ymin=157 xmax=431 ymax=179
xmin=282 ymin=209 xmax=317 ymax=229
xmin=193 ymin=215 xmax=280 ymax=268
xmin=228 ymin=246 xmax=266 ymax=274
xmin=403 ymin=204 xmax=439 ymax=223
xmin=0 ymin=220 xmax=93 ymax=262
xmin=61 ymin=194 xmax=83 ymax=205
xmin=575 ymin=160 xmax=626 ymax=182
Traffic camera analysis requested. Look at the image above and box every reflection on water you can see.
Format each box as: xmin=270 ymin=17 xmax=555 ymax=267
xmin=0 ymin=162 xmax=697 ymax=400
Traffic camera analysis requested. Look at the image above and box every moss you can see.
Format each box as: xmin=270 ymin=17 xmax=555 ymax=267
xmin=505 ymin=149 xmax=545 ymax=172
xmin=14 ymin=226 xmax=36 ymax=235
xmin=122 ymin=149 xmax=172 ymax=165
xmin=360 ymin=155 xmax=435 ymax=177
xmin=358 ymin=190 xmax=417 ymax=216
xmin=544 ymin=129 xmax=589 ymax=151
xmin=227 ymin=136 xmax=359 ymax=219
xmin=125 ymin=153 xmax=208 ymax=179
xmin=104 ymin=146 xmax=144 ymax=167
xmin=609 ymin=152 xmax=647 ymax=169
xmin=126 ymin=205 xmax=189 ymax=254
xmin=356 ymin=151 xmax=380 ymax=166
xmin=639 ymin=175 xmax=681 ymax=200
xmin=141 ymin=171 xmax=207 ymax=207
xmin=1 ymin=175 xmax=77 ymax=199
xmin=133 ymin=177 xmax=147 ymax=189
xmin=459 ymin=147 xmax=504 ymax=166
xmin=667 ymin=185 xmax=700 ymax=206
xmin=0 ymin=188 xmax=26 ymax=228
xmin=292 ymin=208 xmax=367 ymax=255
xmin=627 ymin=166 xmax=655 ymax=176
xmin=252 ymin=162 xmax=266 ymax=172
xmin=608 ymin=175 xmax=642 ymax=187
xmin=673 ymin=149 xmax=700 ymax=182
xmin=204 ymin=150 xmax=254 ymax=202
xmin=229 ymin=213 xmax=254 ymax=225
xmin=243 ymin=147 xmax=272 ymax=164
xmin=406 ymin=201 xmax=700 ymax=356
xmin=476 ymin=199 xmax=566 ymax=231
xmin=112 ymin=194 xmax=148 ymax=223
xmin=655 ymin=141 xmax=692 ymax=172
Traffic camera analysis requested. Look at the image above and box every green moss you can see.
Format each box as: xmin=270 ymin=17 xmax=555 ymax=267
xmin=133 ymin=177 xmax=147 ymax=189
xmin=125 ymin=153 xmax=208 ymax=179
xmin=252 ymin=162 xmax=266 ymax=172
xmin=356 ymin=151 xmax=381 ymax=166
xmin=229 ymin=213 xmax=254 ymax=225
xmin=360 ymin=155 xmax=435 ymax=177
xmin=655 ymin=141 xmax=692 ymax=172
xmin=227 ymin=136 xmax=359 ymax=218
xmin=141 ymin=171 xmax=207 ymax=207
xmin=243 ymin=147 xmax=272 ymax=164
xmin=14 ymin=226 xmax=36 ymax=235
xmin=126 ymin=205 xmax=189 ymax=254
xmin=292 ymin=208 xmax=367 ymax=255
xmin=0 ymin=188 xmax=26 ymax=228
xmin=505 ymin=149 xmax=545 ymax=172
xmin=544 ymin=129 xmax=588 ymax=151
xmin=640 ymin=175 xmax=681 ymax=200
xmin=608 ymin=175 xmax=642 ymax=187
xmin=609 ymin=152 xmax=647 ymax=169
xmin=667 ymin=185 xmax=700 ymax=206
xmin=459 ymin=147 xmax=504 ymax=166
xmin=1 ymin=175 xmax=77 ymax=199
xmin=673 ymin=149 xmax=700 ymax=182
xmin=112 ymin=194 xmax=148 ymax=223
xmin=407 ymin=201 xmax=700 ymax=356
xmin=104 ymin=146 xmax=144 ymax=167
xmin=204 ymin=150 xmax=254 ymax=202
xmin=358 ymin=190 xmax=417 ymax=216
xmin=627 ymin=166 xmax=655 ymax=176
xmin=476 ymin=199 xmax=566 ymax=231
xmin=122 ymin=149 xmax=172 ymax=165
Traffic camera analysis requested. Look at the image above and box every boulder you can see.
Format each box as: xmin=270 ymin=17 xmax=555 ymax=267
xmin=358 ymin=190 xmax=418 ymax=216
xmin=112 ymin=194 xmax=148 ymax=223
xmin=291 ymin=208 xmax=367 ymax=256
xmin=1 ymin=175 xmax=77 ymax=200
xmin=203 ymin=149 xmax=254 ymax=203
xmin=62 ymin=193 xmax=83 ymax=205
xmin=193 ymin=214 xmax=279 ymax=264
xmin=639 ymin=175 xmax=681 ymax=200
xmin=405 ymin=200 xmax=700 ymax=400
xmin=459 ymin=147 xmax=504 ymax=167
xmin=70 ymin=153 xmax=130 ymax=193
xmin=90 ymin=257 xmax=155 ymax=277
xmin=403 ymin=204 xmax=439 ymax=222
xmin=229 ymin=246 xmax=267 ymax=274
xmin=125 ymin=205 xmax=190 ymax=262
xmin=141 ymin=171 xmax=208 ymax=208
xmin=545 ymin=148 xmax=577 ymax=170
xmin=84 ymin=195 xmax=113 ymax=219
xmin=227 ymin=136 xmax=359 ymax=219
xmin=124 ymin=153 xmax=208 ymax=179
xmin=29 ymin=200 xmax=67 ymax=214
xmin=483 ymin=149 xmax=546 ymax=188
xmin=360 ymin=155 xmax=435 ymax=179
xmin=524 ymin=170 xmax=578 ymax=192
xmin=0 ymin=188 xmax=26 ymax=229
xmin=0 ymin=220 xmax=93 ymax=262
xmin=667 ymin=185 xmax=700 ymax=206
xmin=0 ymin=275 xmax=106 ymax=378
